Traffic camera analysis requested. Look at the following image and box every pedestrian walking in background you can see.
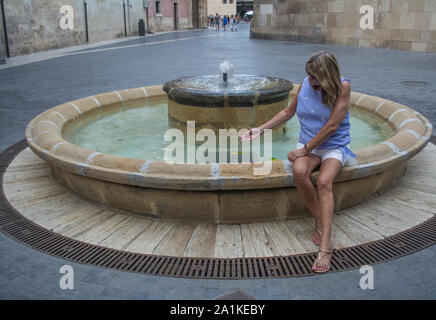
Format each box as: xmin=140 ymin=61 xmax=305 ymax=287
xmin=215 ymin=13 xmax=220 ymax=31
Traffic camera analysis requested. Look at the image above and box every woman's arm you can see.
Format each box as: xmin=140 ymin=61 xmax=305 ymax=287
xmin=259 ymin=85 xmax=300 ymax=131
xmin=288 ymin=81 xmax=351 ymax=161
xmin=240 ymin=85 xmax=301 ymax=141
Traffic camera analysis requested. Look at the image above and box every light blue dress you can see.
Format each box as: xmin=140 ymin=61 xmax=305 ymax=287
xmin=296 ymin=76 xmax=357 ymax=165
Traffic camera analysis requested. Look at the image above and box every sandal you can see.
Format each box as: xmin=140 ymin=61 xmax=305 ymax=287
xmin=312 ymin=226 xmax=322 ymax=246
xmin=312 ymin=249 xmax=333 ymax=273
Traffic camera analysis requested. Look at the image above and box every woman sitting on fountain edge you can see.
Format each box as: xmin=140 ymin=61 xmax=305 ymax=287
xmin=241 ymin=51 xmax=357 ymax=273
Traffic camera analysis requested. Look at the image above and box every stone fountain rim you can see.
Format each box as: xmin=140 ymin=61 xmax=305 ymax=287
xmin=26 ymin=84 xmax=433 ymax=191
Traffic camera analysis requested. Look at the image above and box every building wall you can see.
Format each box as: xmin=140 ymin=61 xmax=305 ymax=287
xmin=86 ymin=0 xmax=126 ymax=42
xmin=0 ymin=0 xmax=207 ymax=57
xmin=250 ymin=0 xmax=436 ymax=53
xmin=208 ymin=0 xmax=237 ymax=16
xmin=197 ymin=0 xmax=210 ymax=28
xmin=148 ymin=0 xmax=191 ymax=31
xmin=1 ymin=0 xmax=86 ymax=57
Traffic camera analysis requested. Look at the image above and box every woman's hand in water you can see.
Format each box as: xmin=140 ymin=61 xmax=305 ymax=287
xmin=240 ymin=128 xmax=264 ymax=141
xmin=287 ymin=147 xmax=309 ymax=162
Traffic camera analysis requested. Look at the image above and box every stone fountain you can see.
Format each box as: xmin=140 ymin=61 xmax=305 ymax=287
xmin=25 ymin=64 xmax=432 ymax=223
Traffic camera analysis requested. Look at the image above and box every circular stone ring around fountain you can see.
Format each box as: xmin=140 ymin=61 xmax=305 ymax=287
xmin=26 ymin=77 xmax=433 ymax=224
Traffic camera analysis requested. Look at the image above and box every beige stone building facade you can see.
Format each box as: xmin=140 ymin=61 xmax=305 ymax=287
xmin=207 ymin=0 xmax=237 ymax=16
xmin=250 ymin=0 xmax=436 ymax=53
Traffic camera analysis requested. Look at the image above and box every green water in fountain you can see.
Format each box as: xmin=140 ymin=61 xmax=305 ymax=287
xmin=64 ymin=99 xmax=395 ymax=163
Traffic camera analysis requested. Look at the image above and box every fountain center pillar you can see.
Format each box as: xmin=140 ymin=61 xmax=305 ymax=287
xmin=163 ymin=75 xmax=294 ymax=134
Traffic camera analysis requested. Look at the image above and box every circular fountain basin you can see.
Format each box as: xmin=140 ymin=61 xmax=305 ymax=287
xmin=163 ymin=75 xmax=293 ymax=134
xmin=62 ymin=99 xmax=393 ymax=163
xmin=26 ymin=85 xmax=433 ymax=223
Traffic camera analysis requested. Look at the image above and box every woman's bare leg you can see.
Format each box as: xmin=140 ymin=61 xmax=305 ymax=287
xmin=313 ymin=158 xmax=343 ymax=271
xmin=292 ymin=155 xmax=322 ymax=236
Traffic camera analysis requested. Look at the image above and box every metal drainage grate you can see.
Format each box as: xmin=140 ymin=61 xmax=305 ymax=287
xmin=1 ymin=140 xmax=436 ymax=279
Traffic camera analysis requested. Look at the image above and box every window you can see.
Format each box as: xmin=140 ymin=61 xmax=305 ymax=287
xmin=223 ymin=0 xmax=227 ymax=4
xmin=229 ymin=0 xmax=233 ymax=3
xmin=155 ymin=1 xmax=161 ymax=14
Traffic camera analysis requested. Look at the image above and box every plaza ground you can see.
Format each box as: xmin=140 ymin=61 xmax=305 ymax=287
xmin=0 ymin=22 xmax=435 ymax=299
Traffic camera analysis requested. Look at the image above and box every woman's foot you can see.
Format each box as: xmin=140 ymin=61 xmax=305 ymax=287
xmin=312 ymin=226 xmax=322 ymax=246
xmin=312 ymin=249 xmax=333 ymax=273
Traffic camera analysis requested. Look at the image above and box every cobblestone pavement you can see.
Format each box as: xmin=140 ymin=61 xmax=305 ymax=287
xmin=0 ymin=23 xmax=435 ymax=300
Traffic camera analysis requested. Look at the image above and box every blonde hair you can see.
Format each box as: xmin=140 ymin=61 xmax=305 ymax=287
xmin=305 ymin=51 xmax=342 ymax=108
